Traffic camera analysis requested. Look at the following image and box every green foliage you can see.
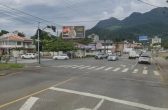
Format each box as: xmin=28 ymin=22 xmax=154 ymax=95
xmin=17 ymin=32 xmax=25 ymax=37
xmin=86 ymin=7 xmax=168 ymax=41
xmin=42 ymin=38 xmax=76 ymax=52
xmin=0 ymin=30 xmax=9 ymax=36
xmin=0 ymin=63 xmax=24 ymax=70
xmin=162 ymin=40 xmax=168 ymax=49
xmin=77 ymin=38 xmax=93 ymax=45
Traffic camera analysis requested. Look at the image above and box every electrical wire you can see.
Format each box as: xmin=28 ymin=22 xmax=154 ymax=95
xmin=136 ymin=0 xmax=160 ymax=8
xmin=0 ymin=3 xmax=62 ymax=27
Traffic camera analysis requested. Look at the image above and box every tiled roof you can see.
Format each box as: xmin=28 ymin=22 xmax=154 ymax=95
xmin=0 ymin=34 xmax=32 ymax=42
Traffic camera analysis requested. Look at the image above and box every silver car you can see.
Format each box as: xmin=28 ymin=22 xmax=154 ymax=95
xmin=138 ymin=54 xmax=151 ymax=64
xmin=107 ymin=54 xmax=119 ymax=61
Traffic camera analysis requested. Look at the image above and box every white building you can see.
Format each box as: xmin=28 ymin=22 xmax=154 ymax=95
xmin=152 ymin=36 xmax=161 ymax=44
xmin=0 ymin=33 xmax=35 ymax=55
xmin=87 ymin=34 xmax=99 ymax=43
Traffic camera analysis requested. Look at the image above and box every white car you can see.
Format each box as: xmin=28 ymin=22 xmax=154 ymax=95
xmin=21 ymin=53 xmax=37 ymax=59
xmin=107 ymin=54 xmax=119 ymax=61
xmin=53 ymin=54 xmax=69 ymax=60
xmin=138 ymin=54 xmax=151 ymax=64
xmin=129 ymin=51 xmax=137 ymax=59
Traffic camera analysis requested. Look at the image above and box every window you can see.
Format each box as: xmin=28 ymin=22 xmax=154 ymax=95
xmin=17 ymin=41 xmax=21 ymax=45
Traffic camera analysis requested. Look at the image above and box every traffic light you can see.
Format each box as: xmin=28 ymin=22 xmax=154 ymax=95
xmin=47 ymin=25 xmax=56 ymax=32
xmin=51 ymin=26 xmax=56 ymax=32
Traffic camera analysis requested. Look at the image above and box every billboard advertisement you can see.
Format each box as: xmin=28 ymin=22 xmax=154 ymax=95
xmin=139 ymin=36 xmax=148 ymax=41
xmin=62 ymin=26 xmax=85 ymax=39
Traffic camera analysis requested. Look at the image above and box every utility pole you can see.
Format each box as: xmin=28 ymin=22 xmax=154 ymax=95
xmin=37 ymin=22 xmax=40 ymax=64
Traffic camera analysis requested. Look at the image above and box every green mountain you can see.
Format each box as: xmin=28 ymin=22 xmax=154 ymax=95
xmin=86 ymin=7 xmax=168 ymax=41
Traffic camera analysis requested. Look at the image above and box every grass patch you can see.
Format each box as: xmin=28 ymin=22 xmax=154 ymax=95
xmin=165 ymin=56 xmax=168 ymax=60
xmin=0 ymin=63 xmax=24 ymax=70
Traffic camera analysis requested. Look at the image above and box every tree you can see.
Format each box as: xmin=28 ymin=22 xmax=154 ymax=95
xmin=0 ymin=30 xmax=9 ymax=36
xmin=77 ymin=38 xmax=93 ymax=45
xmin=42 ymin=38 xmax=76 ymax=52
xmin=17 ymin=32 xmax=26 ymax=37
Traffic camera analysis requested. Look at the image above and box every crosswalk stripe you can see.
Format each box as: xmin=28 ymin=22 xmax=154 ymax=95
xmin=154 ymin=71 xmax=160 ymax=76
xmin=79 ymin=66 xmax=90 ymax=69
xmin=88 ymin=66 xmax=97 ymax=70
xmin=143 ymin=70 xmax=148 ymax=75
xmin=105 ymin=67 xmax=113 ymax=71
xmin=113 ymin=67 xmax=121 ymax=72
xmin=122 ymin=68 xmax=129 ymax=73
xmin=132 ymin=69 xmax=138 ymax=73
xmin=57 ymin=65 xmax=67 ymax=67
xmin=95 ymin=66 xmax=105 ymax=70
xmin=71 ymin=65 xmax=84 ymax=68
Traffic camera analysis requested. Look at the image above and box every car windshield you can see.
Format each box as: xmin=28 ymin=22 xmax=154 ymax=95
xmin=1 ymin=1 xmax=168 ymax=110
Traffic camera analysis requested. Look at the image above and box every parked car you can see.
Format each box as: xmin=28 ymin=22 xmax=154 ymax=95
xmin=21 ymin=53 xmax=37 ymax=59
xmin=53 ymin=54 xmax=69 ymax=60
xmin=138 ymin=54 xmax=151 ymax=64
xmin=107 ymin=54 xmax=119 ymax=61
xmin=95 ymin=53 xmax=108 ymax=59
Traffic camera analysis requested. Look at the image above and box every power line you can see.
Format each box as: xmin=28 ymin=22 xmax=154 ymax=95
xmin=136 ymin=0 xmax=160 ymax=8
xmin=0 ymin=3 xmax=62 ymax=27
xmin=0 ymin=8 xmax=39 ymax=24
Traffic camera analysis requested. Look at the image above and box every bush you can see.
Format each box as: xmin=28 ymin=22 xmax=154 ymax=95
xmin=165 ymin=56 xmax=168 ymax=60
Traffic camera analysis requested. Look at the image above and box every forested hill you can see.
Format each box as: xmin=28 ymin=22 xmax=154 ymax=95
xmin=86 ymin=7 xmax=168 ymax=41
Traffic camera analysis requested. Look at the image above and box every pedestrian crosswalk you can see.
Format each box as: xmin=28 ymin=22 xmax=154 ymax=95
xmin=54 ymin=65 xmax=160 ymax=76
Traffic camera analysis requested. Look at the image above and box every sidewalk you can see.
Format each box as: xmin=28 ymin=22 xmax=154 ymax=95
xmin=153 ymin=57 xmax=168 ymax=70
xmin=153 ymin=57 xmax=168 ymax=82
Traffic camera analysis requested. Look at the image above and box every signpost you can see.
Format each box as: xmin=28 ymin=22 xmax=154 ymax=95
xmin=139 ymin=36 xmax=148 ymax=41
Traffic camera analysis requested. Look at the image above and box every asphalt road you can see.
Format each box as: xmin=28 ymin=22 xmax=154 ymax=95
xmin=0 ymin=55 xmax=168 ymax=110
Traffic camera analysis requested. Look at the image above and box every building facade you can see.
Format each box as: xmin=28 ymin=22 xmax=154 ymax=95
xmin=0 ymin=33 xmax=35 ymax=55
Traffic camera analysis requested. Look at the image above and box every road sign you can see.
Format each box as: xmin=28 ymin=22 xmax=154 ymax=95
xmin=139 ymin=36 xmax=148 ymax=41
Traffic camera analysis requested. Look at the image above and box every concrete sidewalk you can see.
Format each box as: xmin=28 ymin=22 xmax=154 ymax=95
xmin=153 ymin=57 xmax=168 ymax=82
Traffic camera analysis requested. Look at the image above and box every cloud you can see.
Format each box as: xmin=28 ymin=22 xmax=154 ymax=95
xmin=0 ymin=0 xmax=167 ymax=36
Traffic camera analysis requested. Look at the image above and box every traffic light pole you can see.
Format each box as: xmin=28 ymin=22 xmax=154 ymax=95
xmin=38 ymin=22 xmax=41 ymax=64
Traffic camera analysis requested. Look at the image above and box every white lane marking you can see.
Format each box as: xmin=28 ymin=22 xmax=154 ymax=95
xmin=79 ymin=66 xmax=90 ymax=69
xmin=154 ymin=71 xmax=160 ymax=76
xmin=132 ymin=69 xmax=138 ymax=73
xmin=143 ymin=70 xmax=148 ymax=75
xmin=19 ymin=97 xmax=39 ymax=110
xmin=122 ymin=68 xmax=129 ymax=73
xmin=113 ymin=67 xmax=121 ymax=72
xmin=88 ymin=66 xmax=97 ymax=70
xmin=131 ymin=62 xmax=138 ymax=70
xmin=144 ymin=66 xmax=148 ymax=69
xmin=120 ymin=65 xmax=126 ymax=67
xmin=93 ymin=99 xmax=104 ymax=110
xmin=105 ymin=67 xmax=113 ymax=71
xmin=72 ymin=65 xmax=84 ymax=69
xmin=49 ymin=87 xmax=168 ymax=110
xmin=55 ymin=65 xmax=67 ymax=67
xmin=95 ymin=66 xmax=105 ymax=70
xmin=63 ymin=65 xmax=73 ymax=68
xmin=75 ymin=108 xmax=91 ymax=110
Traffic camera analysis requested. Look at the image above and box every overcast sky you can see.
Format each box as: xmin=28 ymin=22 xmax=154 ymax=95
xmin=0 ymin=0 xmax=167 ymax=36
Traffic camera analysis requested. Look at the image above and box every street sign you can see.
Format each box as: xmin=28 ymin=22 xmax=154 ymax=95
xmin=139 ymin=36 xmax=148 ymax=41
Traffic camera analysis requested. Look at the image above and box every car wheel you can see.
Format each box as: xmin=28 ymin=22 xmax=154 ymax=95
xmin=54 ymin=58 xmax=57 ymax=60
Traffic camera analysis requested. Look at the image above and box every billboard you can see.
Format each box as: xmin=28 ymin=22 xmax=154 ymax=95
xmin=62 ymin=26 xmax=85 ymax=39
xmin=139 ymin=36 xmax=148 ymax=41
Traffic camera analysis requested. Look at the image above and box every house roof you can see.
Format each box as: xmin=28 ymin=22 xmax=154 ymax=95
xmin=0 ymin=34 xmax=32 ymax=42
